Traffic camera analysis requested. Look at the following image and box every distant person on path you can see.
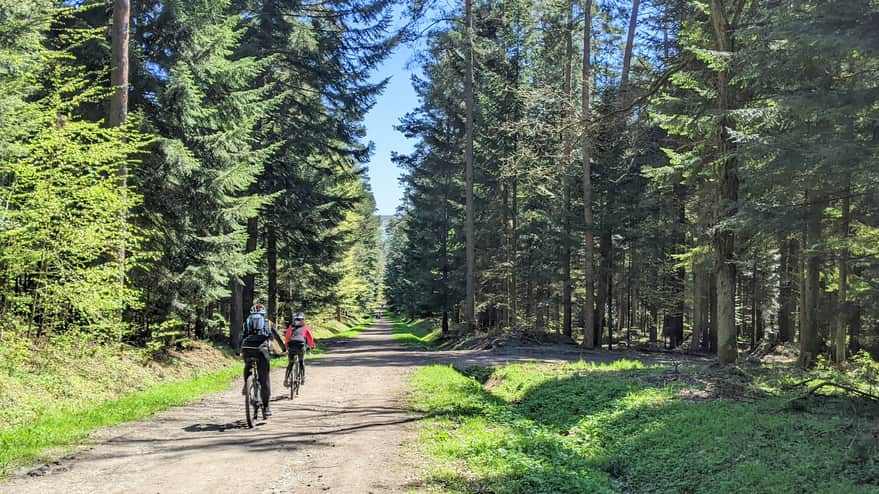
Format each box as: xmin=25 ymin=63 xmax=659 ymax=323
xmin=285 ymin=312 xmax=315 ymax=386
xmin=239 ymin=303 xmax=286 ymax=417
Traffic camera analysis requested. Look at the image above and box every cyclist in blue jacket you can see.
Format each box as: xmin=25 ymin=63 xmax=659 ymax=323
xmin=238 ymin=303 xmax=285 ymax=417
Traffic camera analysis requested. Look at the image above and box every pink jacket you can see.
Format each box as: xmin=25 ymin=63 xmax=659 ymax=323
xmin=285 ymin=324 xmax=315 ymax=349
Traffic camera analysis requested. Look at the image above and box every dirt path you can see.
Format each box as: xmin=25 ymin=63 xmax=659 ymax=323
xmin=3 ymin=320 xmax=690 ymax=494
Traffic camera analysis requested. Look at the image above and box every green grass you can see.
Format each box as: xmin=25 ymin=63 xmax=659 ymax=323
xmin=307 ymin=315 xmax=374 ymax=340
xmin=0 ymin=365 xmax=240 ymax=477
xmin=328 ymin=316 xmax=374 ymax=339
xmin=392 ymin=317 xmax=441 ymax=349
xmin=410 ymin=361 xmax=879 ymax=494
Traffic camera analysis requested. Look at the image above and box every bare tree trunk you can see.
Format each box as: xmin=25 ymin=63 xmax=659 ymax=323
xmin=110 ymin=0 xmax=130 ymax=128
xmin=230 ymin=280 xmax=244 ymax=348
xmin=669 ymin=184 xmax=687 ymax=348
xmin=111 ymin=0 xmax=130 ymax=288
xmin=848 ymin=303 xmax=861 ymax=354
xmin=596 ymin=230 xmax=610 ymax=345
xmin=709 ymin=270 xmax=718 ymax=352
xmin=649 ymin=306 xmax=658 ymax=346
xmin=607 ymin=264 xmax=614 ymax=350
xmin=562 ymin=0 xmax=575 ymax=340
xmin=627 ymin=259 xmax=634 ymax=345
xmin=751 ymin=258 xmax=758 ymax=350
xmin=834 ymin=184 xmax=850 ymax=363
xmin=691 ymin=261 xmax=708 ymax=351
xmin=709 ymin=0 xmax=741 ymax=365
xmin=464 ymin=0 xmax=476 ymax=332
xmin=800 ymin=191 xmax=823 ymax=368
xmin=536 ymin=285 xmax=545 ymax=331
xmin=267 ymin=224 xmax=277 ymax=322
xmin=777 ymin=235 xmax=796 ymax=343
xmin=581 ymin=0 xmax=595 ymax=348
xmin=511 ymin=179 xmax=519 ymax=327
xmin=243 ymin=217 xmax=259 ymax=310
xmin=621 ymin=0 xmax=641 ymax=88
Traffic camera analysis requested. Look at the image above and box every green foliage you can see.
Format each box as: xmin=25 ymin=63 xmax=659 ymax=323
xmin=392 ymin=317 xmax=441 ymax=349
xmin=0 ymin=4 xmax=146 ymax=340
xmin=411 ymin=363 xmax=879 ymax=493
xmin=131 ymin=0 xmax=275 ymax=335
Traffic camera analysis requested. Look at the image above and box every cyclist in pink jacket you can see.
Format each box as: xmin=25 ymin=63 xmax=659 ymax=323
xmin=284 ymin=312 xmax=315 ymax=386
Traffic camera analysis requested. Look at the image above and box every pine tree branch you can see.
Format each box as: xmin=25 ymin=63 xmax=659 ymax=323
xmin=590 ymin=53 xmax=697 ymax=128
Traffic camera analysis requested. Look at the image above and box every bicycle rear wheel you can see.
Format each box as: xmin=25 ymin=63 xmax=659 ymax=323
xmin=286 ymin=360 xmax=295 ymax=400
xmin=292 ymin=359 xmax=301 ymax=398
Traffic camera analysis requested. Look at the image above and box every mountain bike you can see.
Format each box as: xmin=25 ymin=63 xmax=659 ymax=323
xmin=243 ymin=356 xmax=262 ymax=428
xmin=284 ymin=353 xmax=302 ymax=399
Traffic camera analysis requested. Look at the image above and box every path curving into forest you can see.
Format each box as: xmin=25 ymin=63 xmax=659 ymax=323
xmin=3 ymin=320 xmax=685 ymax=493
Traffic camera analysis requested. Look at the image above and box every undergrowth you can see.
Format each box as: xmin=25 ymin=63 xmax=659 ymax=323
xmin=410 ymin=360 xmax=879 ymax=494
xmin=308 ymin=315 xmax=373 ymax=341
xmin=392 ymin=317 xmax=441 ymax=349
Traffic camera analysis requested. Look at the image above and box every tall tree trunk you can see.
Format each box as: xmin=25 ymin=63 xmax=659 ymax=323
xmin=243 ymin=217 xmax=259 ymax=311
xmin=692 ymin=260 xmax=709 ymax=351
xmin=536 ymin=285 xmax=545 ymax=331
xmin=110 ymin=0 xmax=130 ymax=128
xmin=709 ymin=270 xmax=718 ymax=352
xmin=111 ymin=0 xmax=130 ymax=288
xmin=230 ymin=280 xmax=244 ymax=347
xmin=777 ymin=235 xmax=796 ymax=343
xmin=709 ymin=0 xmax=741 ymax=365
xmin=649 ymin=306 xmax=658 ymax=346
xmin=562 ymin=0 xmax=575 ymax=339
xmin=800 ymin=191 xmax=823 ymax=367
xmin=511 ymin=178 xmax=519 ymax=327
xmin=596 ymin=230 xmax=610 ymax=345
xmin=621 ymin=0 xmax=641 ymax=88
xmin=669 ymin=183 xmax=687 ymax=348
xmin=751 ymin=258 xmax=758 ymax=350
xmin=834 ymin=184 xmax=850 ymax=363
xmin=848 ymin=303 xmax=861 ymax=354
xmin=581 ymin=0 xmax=595 ymax=348
xmin=627 ymin=259 xmax=634 ymax=345
xmin=607 ymin=264 xmax=614 ymax=350
xmin=267 ymin=224 xmax=278 ymax=322
xmin=463 ymin=0 xmax=477 ymax=331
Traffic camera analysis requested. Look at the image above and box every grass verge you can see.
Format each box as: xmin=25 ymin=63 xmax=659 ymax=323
xmin=409 ymin=361 xmax=879 ymax=494
xmin=0 ymin=364 xmax=239 ymax=478
xmin=308 ymin=315 xmax=374 ymax=340
xmin=392 ymin=317 xmax=441 ymax=349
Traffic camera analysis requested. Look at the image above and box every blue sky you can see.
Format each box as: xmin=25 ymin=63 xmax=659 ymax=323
xmin=364 ymin=44 xmax=420 ymax=216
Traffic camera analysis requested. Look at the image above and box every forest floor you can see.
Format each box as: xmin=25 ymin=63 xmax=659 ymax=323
xmin=1 ymin=319 xmax=688 ymax=493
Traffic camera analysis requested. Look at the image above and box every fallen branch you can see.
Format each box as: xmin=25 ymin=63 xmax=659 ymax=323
xmin=785 ymin=380 xmax=879 ymax=410
xmin=802 ymin=381 xmax=879 ymax=401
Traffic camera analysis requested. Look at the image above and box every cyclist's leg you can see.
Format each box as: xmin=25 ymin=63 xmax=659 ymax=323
xmin=285 ymin=351 xmax=295 ymax=385
xmin=296 ymin=344 xmax=306 ymax=382
xmin=257 ymin=348 xmax=271 ymax=407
